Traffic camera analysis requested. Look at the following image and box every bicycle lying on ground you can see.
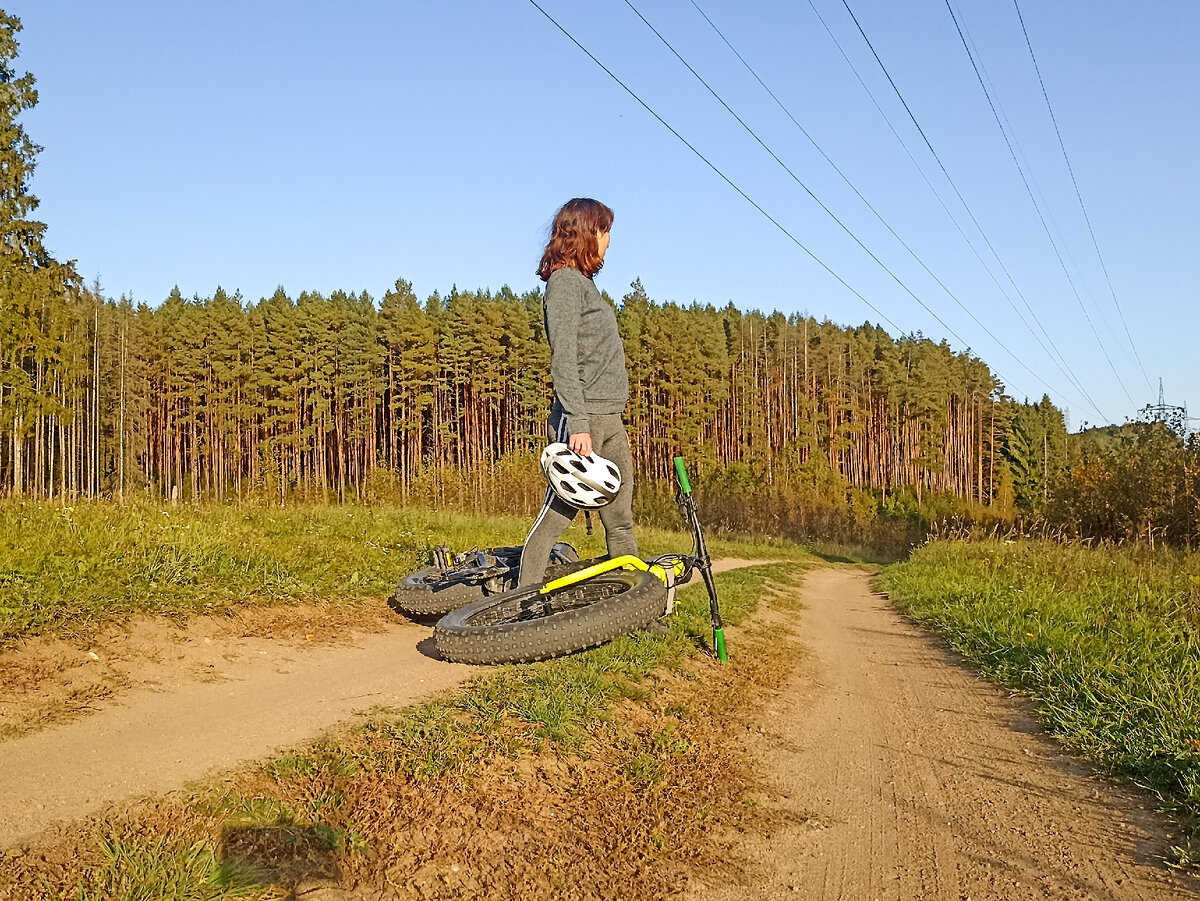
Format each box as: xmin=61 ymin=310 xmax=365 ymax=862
xmin=393 ymin=457 xmax=727 ymax=666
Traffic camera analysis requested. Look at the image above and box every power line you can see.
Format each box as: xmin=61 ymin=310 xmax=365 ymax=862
xmin=683 ymin=0 xmax=1088 ymax=417
xmin=951 ymin=3 xmax=1101 ymax=328
xmin=941 ymin=0 xmax=1135 ymax=408
xmin=801 ymin=0 xmax=1095 ymax=411
xmin=619 ymin=0 xmax=1031 ymax=396
xmin=832 ymin=0 xmax=1106 ymax=420
xmin=1012 ymin=0 xmax=1152 ymax=392
xmin=522 ymin=0 xmax=905 ymax=335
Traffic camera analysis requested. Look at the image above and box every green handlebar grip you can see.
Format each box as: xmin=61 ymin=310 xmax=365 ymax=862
xmin=673 ymin=456 xmax=692 ymax=494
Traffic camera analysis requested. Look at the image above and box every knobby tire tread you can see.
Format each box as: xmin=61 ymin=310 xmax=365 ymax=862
xmin=433 ymin=570 xmax=665 ymax=665
xmin=392 ymin=566 xmax=482 ymax=616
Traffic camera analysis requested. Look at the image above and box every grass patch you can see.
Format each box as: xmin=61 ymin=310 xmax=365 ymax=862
xmin=6 ymin=560 xmax=808 ymax=900
xmin=0 ymin=503 xmax=429 ymax=644
xmin=0 ymin=499 xmax=803 ymax=647
xmin=881 ymin=537 xmax=1200 ymax=862
xmin=270 ymin=561 xmax=793 ymax=783
xmin=57 ymin=833 xmax=274 ymax=900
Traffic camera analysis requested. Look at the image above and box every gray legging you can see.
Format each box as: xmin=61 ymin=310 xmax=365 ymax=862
xmin=519 ymin=405 xmax=638 ymax=586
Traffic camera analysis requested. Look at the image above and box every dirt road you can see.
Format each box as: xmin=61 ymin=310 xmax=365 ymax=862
xmin=0 ymin=558 xmax=767 ymax=850
xmin=691 ymin=567 xmax=1199 ymax=900
xmin=0 ymin=618 xmax=466 ymax=848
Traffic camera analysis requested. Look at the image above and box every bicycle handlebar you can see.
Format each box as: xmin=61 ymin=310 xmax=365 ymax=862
xmin=673 ymin=456 xmax=693 ymax=494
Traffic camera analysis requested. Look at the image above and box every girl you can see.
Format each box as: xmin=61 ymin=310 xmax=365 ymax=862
xmin=519 ymin=198 xmax=638 ymax=585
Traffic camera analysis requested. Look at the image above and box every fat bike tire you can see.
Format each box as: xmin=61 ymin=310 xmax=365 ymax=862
xmin=393 ymin=543 xmax=581 ymax=617
xmin=393 ymin=566 xmax=483 ymax=616
xmin=434 ymin=570 xmax=665 ymax=665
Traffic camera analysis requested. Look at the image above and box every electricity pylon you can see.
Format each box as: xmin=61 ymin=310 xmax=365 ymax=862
xmin=1137 ymin=378 xmax=1190 ymax=437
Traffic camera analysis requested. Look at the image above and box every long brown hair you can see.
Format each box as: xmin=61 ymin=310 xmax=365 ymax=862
xmin=537 ymin=198 xmax=614 ymax=281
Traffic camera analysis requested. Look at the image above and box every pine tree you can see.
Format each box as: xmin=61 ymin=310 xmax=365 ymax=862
xmin=0 ymin=12 xmax=77 ymax=497
xmin=379 ymin=279 xmax=437 ymax=487
xmin=0 ymin=11 xmax=46 ymax=264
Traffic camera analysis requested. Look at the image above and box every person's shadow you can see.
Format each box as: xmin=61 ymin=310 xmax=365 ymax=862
xmin=218 ymin=823 xmax=343 ymax=895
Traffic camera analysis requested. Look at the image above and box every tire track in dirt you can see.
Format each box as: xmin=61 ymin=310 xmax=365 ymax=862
xmin=0 ymin=557 xmax=768 ymax=850
xmin=691 ymin=567 xmax=1200 ymax=901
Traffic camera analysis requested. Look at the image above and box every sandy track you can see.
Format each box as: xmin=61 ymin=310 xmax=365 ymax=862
xmin=0 ymin=619 xmax=464 ymax=848
xmin=692 ymin=567 xmax=1200 ymax=901
xmin=0 ymin=557 xmax=767 ymax=849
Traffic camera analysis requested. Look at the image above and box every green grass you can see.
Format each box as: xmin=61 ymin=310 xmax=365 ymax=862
xmin=881 ymin=538 xmax=1200 ymax=861
xmin=0 ymin=499 xmax=804 ymax=645
xmin=57 ymin=833 xmax=274 ymax=901
xmin=0 ymin=502 xmax=429 ymax=643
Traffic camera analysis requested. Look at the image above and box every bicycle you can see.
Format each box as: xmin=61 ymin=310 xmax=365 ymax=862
xmin=415 ymin=456 xmax=727 ymax=666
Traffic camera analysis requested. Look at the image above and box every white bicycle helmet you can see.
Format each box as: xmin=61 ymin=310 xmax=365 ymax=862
xmin=540 ymin=443 xmax=622 ymax=509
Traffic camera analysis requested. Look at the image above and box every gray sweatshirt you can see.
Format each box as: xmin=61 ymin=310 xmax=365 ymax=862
xmin=543 ymin=266 xmax=630 ymax=435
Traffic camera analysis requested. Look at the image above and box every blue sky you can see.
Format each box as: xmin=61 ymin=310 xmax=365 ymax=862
xmin=12 ymin=1 xmax=1199 ymax=429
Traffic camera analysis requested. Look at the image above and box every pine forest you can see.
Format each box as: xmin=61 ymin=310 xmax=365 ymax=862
xmin=4 ymin=276 xmax=1062 ymax=515
xmin=3 ymin=10 xmax=1198 ymax=550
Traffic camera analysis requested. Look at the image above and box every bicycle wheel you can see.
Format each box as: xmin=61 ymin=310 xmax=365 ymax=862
xmin=392 ymin=564 xmax=487 ymax=616
xmin=392 ymin=543 xmax=581 ymax=617
xmin=434 ymin=569 xmax=665 ymax=665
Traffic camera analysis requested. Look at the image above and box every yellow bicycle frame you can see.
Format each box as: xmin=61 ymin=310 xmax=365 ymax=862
xmin=539 ymin=554 xmax=686 ymax=595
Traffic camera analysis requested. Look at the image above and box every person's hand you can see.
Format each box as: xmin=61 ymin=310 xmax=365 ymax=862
xmin=568 ymin=432 xmax=593 ymax=457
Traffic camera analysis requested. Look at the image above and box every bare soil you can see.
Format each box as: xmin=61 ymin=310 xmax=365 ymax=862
xmin=0 ymin=557 xmax=767 ymax=850
xmin=689 ymin=567 xmax=1200 ymax=900
xmin=0 ymin=604 xmax=399 ymax=741
xmin=0 ymin=609 xmax=465 ymax=849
